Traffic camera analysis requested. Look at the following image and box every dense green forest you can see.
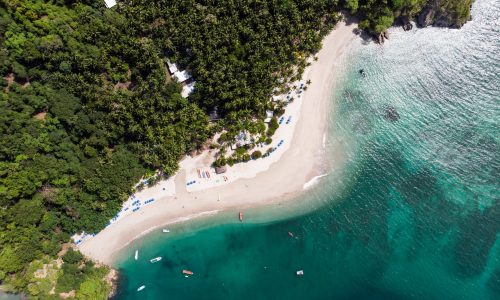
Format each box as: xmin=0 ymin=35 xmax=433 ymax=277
xmin=0 ymin=0 xmax=471 ymax=298
xmin=0 ymin=0 xmax=210 ymax=298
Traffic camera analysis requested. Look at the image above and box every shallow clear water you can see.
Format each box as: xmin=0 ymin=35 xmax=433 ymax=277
xmin=114 ymin=1 xmax=500 ymax=299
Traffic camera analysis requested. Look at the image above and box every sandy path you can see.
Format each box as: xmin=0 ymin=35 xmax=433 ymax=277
xmin=79 ymin=21 xmax=360 ymax=265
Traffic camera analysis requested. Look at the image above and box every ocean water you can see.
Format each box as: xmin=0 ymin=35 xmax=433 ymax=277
xmin=114 ymin=0 xmax=499 ymax=299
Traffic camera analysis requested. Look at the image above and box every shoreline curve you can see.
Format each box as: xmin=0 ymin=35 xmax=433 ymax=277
xmin=78 ymin=20 xmax=360 ymax=265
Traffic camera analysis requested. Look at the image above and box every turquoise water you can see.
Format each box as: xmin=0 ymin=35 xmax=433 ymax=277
xmin=114 ymin=0 xmax=499 ymax=299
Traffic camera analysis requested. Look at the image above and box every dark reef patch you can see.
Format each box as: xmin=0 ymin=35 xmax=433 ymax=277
xmin=454 ymin=201 xmax=500 ymax=277
xmin=384 ymin=106 xmax=400 ymax=122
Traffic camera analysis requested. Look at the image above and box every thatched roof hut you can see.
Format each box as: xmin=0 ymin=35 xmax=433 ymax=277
xmin=215 ymin=166 xmax=227 ymax=174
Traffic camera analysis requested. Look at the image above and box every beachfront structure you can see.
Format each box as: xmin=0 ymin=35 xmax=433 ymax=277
xmin=173 ymin=70 xmax=192 ymax=83
xmin=237 ymin=131 xmax=250 ymax=145
xmin=231 ymin=131 xmax=251 ymax=149
xmin=104 ymin=0 xmax=116 ymax=8
xmin=272 ymin=95 xmax=282 ymax=102
xmin=166 ymin=59 xmax=179 ymax=74
xmin=182 ymin=82 xmax=195 ymax=98
xmin=215 ymin=165 xmax=227 ymax=174
xmin=264 ymin=110 xmax=274 ymax=123
xmin=166 ymin=59 xmax=195 ymax=97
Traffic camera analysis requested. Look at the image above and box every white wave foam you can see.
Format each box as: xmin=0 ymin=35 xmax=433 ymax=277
xmin=303 ymin=173 xmax=328 ymax=190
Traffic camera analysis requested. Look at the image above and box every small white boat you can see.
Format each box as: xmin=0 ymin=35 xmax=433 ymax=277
xmin=296 ymin=270 xmax=304 ymax=276
xmin=162 ymin=229 xmax=170 ymax=233
xmin=134 ymin=250 xmax=138 ymax=260
xmin=137 ymin=285 xmax=145 ymax=291
xmin=150 ymin=257 xmax=162 ymax=263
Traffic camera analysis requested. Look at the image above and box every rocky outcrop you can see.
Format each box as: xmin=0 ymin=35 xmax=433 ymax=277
xmin=105 ymin=269 xmax=119 ymax=298
xmin=418 ymin=7 xmax=436 ymax=27
xmin=367 ymin=0 xmax=472 ymax=43
xmin=395 ymin=15 xmax=414 ymax=31
xmin=417 ymin=0 xmax=473 ymax=28
xmin=377 ymin=33 xmax=384 ymax=44
xmin=402 ymin=15 xmax=414 ymax=31
xmin=377 ymin=30 xmax=390 ymax=44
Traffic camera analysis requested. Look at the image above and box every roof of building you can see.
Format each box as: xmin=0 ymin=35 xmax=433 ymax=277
xmin=166 ymin=59 xmax=178 ymax=74
xmin=272 ymin=95 xmax=282 ymax=102
xmin=173 ymin=70 xmax=192 ymax=83
xmin=181 ymin=82 xmax=195 ymax=98
xmin=235 ymin=131 xmax=251 ymax=146
xmin=264 ymin=110 xmax=274 ymax=123
xmin=104 ymin=0 xmax=117 ymax=8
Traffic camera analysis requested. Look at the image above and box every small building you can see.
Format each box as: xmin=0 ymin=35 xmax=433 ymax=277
xmin=166 ymin=59 xmax=178 ymax=74
xmin=231 ymin=131 xmax=251 ymax=150
xmin=272 ymin=95 xmax=282 ymax=102
xmin=264 ymin=110 xmax=274 ymax=123
xmin=173 ymin=70 xmax=192 ymax=83
xmin=215 ymin=166 xmax=227 ymax=174
xmin=104 ymin=0 xmax=117 ymax=8
xmin=181 ymin=81 xmax=195 ymax=98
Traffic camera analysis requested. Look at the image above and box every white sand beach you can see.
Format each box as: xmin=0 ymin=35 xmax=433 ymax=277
xmin=78 ymin=20 xmax=360 ymax=265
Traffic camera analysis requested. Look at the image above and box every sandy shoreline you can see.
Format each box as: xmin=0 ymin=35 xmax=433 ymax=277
xmin=78 ymin=20 xmax=360 ymax=265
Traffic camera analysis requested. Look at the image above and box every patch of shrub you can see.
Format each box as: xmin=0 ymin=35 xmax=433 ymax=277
xmin=251 ymin=151 xmax=262 ymax=160
xmin=267 ymin=117 xmax=279 ymax=136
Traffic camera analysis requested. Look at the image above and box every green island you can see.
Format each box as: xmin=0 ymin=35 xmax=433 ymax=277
xmin=0 ymin=0 xmax=472 ymax=298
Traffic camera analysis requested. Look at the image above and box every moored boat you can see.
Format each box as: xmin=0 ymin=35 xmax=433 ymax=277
xmin=239 ymin=212 xmax=243 ymax=222
xmin=182 ymin=269 xmax=194 ymax=275
xmin=134 ymin=250 xmax=138 ymax=260
xmin=162 ymin=229 xmax=170 ymax=233
xmin=137 ymin=285 xmax=145 ymax=291
xmin=150 ymin=257 xmax=162 ymax=263
xmin=296 ymin=270 xmax=304 ymax=276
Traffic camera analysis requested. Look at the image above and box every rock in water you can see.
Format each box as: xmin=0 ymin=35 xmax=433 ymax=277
xmin=377 ymin=33 xmax=385 ymax=44
xmin=400 ymin=16 xmax=413 ymax=31
xmin=418 ymin=7 xmax=436 ymax=27
xmin=384 ymin=106 xmax=400 ymax=122
xmin=403 ymin=22 xmax=413 ymax=31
